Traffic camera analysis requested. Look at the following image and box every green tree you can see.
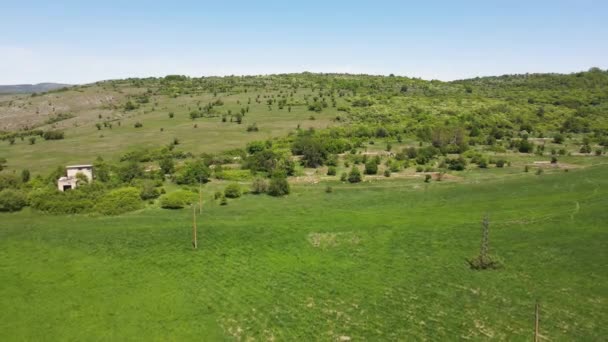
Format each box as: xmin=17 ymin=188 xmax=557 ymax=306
xmin=173 ymin=159 xmax=210 ymax=185
xmin=159 ymin=156 xmax=175 ymax=174
xmin=224 ymin=183 xmax=242 ymax=198
xmin=292 ymin=135 xmax=327 ymax=168
xmin=93 ymin=156 xmax=110 ymax=182
xmin=552 ymin=133 xmax=565 ymax=144
xmin=21 ymin=169 xmax=30 ymax=183
xmin=348 ymin=166 xmax=362 ymax=183
xmin=139 ymin=181 xmax=160 ymax=200
xmin=117 ymin=161 xmax=144 ymax=183
xmin=268 ymin=173 xmax=290 ymax=196
xmin=251 ymin=177 xmax=268 ymax=194
xmin=0 ymin=189 xmax=27 ymax=212
xmin=95 ymin=187 xmax=143 ymax=215
xmin=364 ymin=160 xmax=378 ymax=175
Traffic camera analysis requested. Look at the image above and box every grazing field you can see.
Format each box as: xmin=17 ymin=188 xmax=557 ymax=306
xmin=1 ymin=164 xmax=606 ymax=340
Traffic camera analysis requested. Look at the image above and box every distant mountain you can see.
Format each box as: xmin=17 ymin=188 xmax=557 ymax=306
xmin=0 ymin=83 xmax=71 ymax=94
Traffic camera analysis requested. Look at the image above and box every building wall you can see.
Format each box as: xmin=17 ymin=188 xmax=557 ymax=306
xmin=66 ymin=167 xmax=93 ymax=181
xmin=57 ymin=178 xmax=78 ymax=191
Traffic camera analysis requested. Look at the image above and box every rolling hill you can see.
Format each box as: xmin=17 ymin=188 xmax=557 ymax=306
xmin=0 ymin=83 xmax=71 ymax=94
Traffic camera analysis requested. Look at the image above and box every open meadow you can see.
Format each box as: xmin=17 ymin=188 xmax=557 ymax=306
xmin=1 ymin=164 xmax=607 ymax=340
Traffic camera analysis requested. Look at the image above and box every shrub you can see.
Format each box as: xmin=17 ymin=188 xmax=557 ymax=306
xmin=159 ymin=156 xmax=175 ymax=174
xmin=173 ymin=159 xmax=211 ymax=184
xmin=424 ymin=174 xmax=432 ymax=183
xmin=220 ymin=195 xmax=228 ymax=205
xmin=0 ymin=189 xmax=27 ymax=212
xmin=495 ymin=159 xmax=506 ymax=168
xmin=325 ymin=186 xmax=333 ymax=193
xmin=29 ymin=187 xmax=99 ymax=214
xmin=160 ymin=190 xmax=197 ymax=209
xmin=348 ymin=167 xmax=362 ymax=183
xmin=553 ymin=133 xmax=565 ymax=144
xmin=364 ymin=160 xmax=378 ymax=175
xmin=224 ymin=183 xmax=242 ymax=198
xmin=251 ymin=177 xmax=268 ymax=194
xmin=124 ymin=101 xmax=138 ymax=111
xmin=340 ymin=172 xmax=347 ymax=181
xmin=117 ymin=161 xmax=144 ymax=183
xmin=579 ymin=144 xmax=592 ymax=154
xmin=134 ymin=122 xmax=143 ymax=128
xmin=446 ymin=156 xmax=467 ymax=171
xmin=517 ymin=138 xmax=534 ymax=153
xmin=21 ymin=169 xmax=30 ymax=183
xmin=384 ymin=169 xmax=391 ymax=177
xmin=268 ymin=174 xmax=290 ymax=196
xmin=327 ymin=166 xmax=337 ymax=176
xmin=139 ymin=181 xmax=160 ymax=200
xmin=42 ymin=130 xmax=64 ymax=140
xmin=95 ymin=187 xmax=142 ymax=215
xmin=0 ymin=173 xmax=21 ymax=191
xmin=214 ymin=191 xmax=222 ymax=200
xmin=551 ymin=156 xmax=558 ymax=164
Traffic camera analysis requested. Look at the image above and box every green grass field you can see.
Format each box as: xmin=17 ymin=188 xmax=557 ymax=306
xmin=1 ymin=164 xmax=606 ymax=340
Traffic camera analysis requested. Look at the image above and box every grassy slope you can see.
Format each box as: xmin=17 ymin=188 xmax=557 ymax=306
xmin=0 ymin=87 xmax=340 ymax=172
xmin=1 ymin=165 xmax=606 ymax=340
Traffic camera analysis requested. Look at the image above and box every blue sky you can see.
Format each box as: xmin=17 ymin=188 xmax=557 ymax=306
xmin=1 ymin=0 xmax=607 ymax=84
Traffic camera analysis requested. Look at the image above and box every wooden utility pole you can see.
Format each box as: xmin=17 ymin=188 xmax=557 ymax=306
xmin=481 ymin=214 xmax=490 ymax=263
xmin=192 ymin=205 xmax=198 ymax=249
xmin=199 ymin=176 xmax=203 ymax=214
xmin=534 ymin=300 xmax=540 ymax=342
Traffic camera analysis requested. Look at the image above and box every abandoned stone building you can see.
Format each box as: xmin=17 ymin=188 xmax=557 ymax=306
xmin=57 ymin=164 xmax=93 ymax=191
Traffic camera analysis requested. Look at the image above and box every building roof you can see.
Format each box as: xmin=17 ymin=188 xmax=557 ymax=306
xmin=66 ymin=164 xmax=93 ymax=169
xmin=58 ymin=176 xmax=77 ymax=181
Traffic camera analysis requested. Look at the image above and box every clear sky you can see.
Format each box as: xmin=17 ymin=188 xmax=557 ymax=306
xmin=1 ymin=0 xmax=607 ymax=84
